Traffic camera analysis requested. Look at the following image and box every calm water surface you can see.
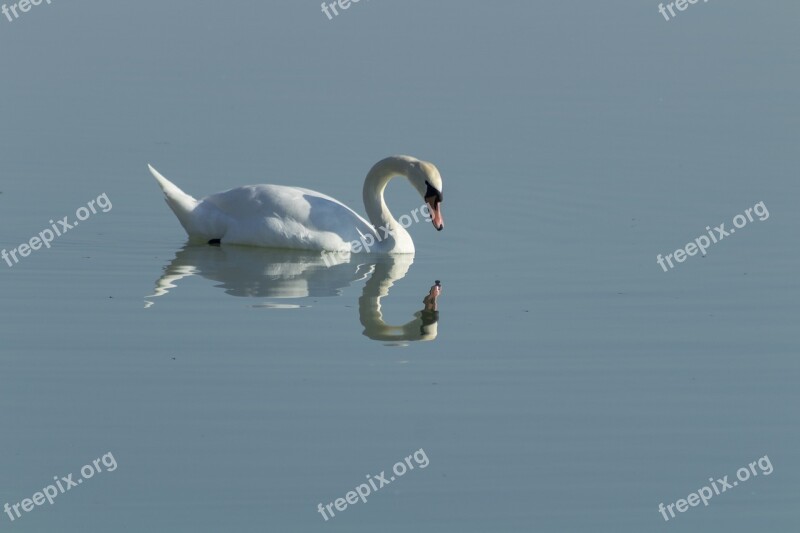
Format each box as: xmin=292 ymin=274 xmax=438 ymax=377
xmin=1 ymin=1 xmax=798 ymax=532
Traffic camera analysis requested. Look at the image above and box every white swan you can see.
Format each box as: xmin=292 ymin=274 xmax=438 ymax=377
xmin=147 ymin=155 xmax=444 ymax=253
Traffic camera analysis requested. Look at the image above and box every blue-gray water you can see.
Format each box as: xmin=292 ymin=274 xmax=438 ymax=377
xmin=1 ymin=1 xmax=798 ymax=531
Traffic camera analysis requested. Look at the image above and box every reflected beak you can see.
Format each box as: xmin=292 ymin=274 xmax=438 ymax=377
xmin=427 ymin=199 xmax=444 ymax=231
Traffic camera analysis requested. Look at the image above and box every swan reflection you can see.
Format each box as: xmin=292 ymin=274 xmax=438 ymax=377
xmin=146 ymin=245 xmax=441 ymax=342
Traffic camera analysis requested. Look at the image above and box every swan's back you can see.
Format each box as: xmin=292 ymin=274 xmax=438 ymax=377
xmin=197 ymin=184 xmax=376 ymax=251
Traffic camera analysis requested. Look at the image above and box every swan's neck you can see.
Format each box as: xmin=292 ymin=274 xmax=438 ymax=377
xmin=362 ymin=157 xmax=414 ymax=253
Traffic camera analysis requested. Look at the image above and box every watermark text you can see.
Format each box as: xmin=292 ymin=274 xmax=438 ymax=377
xmin=656 ymin=201 xmax=769 ymax=272
xmin=317 ymin=448 xmax=429 ymax=521
xmin=4 ymin=452 xmax=118 ymax=523
xmin=2 ymin=193 xmax=113 ymax=269
xmin=658 ymin=454 xmax=772 ymax=522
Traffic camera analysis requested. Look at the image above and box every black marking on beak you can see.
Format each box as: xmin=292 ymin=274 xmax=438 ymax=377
xmin=425 ymin=181 xmax=442 ymax=204
xmin=424 ymin=181 xmax=443 ymax=231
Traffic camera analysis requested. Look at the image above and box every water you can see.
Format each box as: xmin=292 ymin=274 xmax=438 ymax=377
xmin=1 ymin=1 xmax=798 ymax=531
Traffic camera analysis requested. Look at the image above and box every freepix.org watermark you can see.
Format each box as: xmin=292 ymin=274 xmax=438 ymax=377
xmin=2 ymin=193 xmax=112 ymax=268
xmin=657 ymin=0 xmax=709 ymax=22
xmin=1 ymin=0 xmax=55 ymax=24
xmin=656 ymin=201 xmax=769 ymax=272
xmin=316 ymin=448 xmax=429 ymax=521
xmin=321 ymin=203 xmax=432 ymax=266
xmin=320 ymin=0 xmax=368 ymax=21
xmin=4 ymin=452 xmax=118 ymax=524
xmin=658 ymin=454 xmax=773 ymax=522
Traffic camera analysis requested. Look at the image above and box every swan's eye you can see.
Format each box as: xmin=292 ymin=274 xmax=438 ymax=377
xmin=425 ymin=181 xmax=442 ymax=203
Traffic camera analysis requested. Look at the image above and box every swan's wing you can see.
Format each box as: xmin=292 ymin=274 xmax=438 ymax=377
xmin=200 ymin=185 xmax=376 ymax=250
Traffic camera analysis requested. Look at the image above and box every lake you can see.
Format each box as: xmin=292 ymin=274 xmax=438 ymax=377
xmin=1 ymin=1 xmax=798 ymax=531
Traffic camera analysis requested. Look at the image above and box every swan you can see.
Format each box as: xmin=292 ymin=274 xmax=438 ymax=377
xmin=147 ymin=155 xmax=444 ymax=253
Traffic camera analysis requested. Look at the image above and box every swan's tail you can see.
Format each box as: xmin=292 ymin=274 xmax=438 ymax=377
xmin=147 ymin=164 xmax=199 ymax=236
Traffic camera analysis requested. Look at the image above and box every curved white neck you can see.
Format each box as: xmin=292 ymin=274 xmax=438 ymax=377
xmin=362 ymin=157 xmax=415 ymax=253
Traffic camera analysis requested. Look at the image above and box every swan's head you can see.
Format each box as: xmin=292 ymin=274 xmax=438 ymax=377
xmin=406 ymin=158 xmax=444 ymax=231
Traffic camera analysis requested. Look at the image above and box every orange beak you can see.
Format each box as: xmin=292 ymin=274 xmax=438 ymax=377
xmin=427 ymin=199 xmax=443 ymax=231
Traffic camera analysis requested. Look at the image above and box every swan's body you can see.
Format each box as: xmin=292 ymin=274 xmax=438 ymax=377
xmin=148 ymin=156 xmax=444 ymax=253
